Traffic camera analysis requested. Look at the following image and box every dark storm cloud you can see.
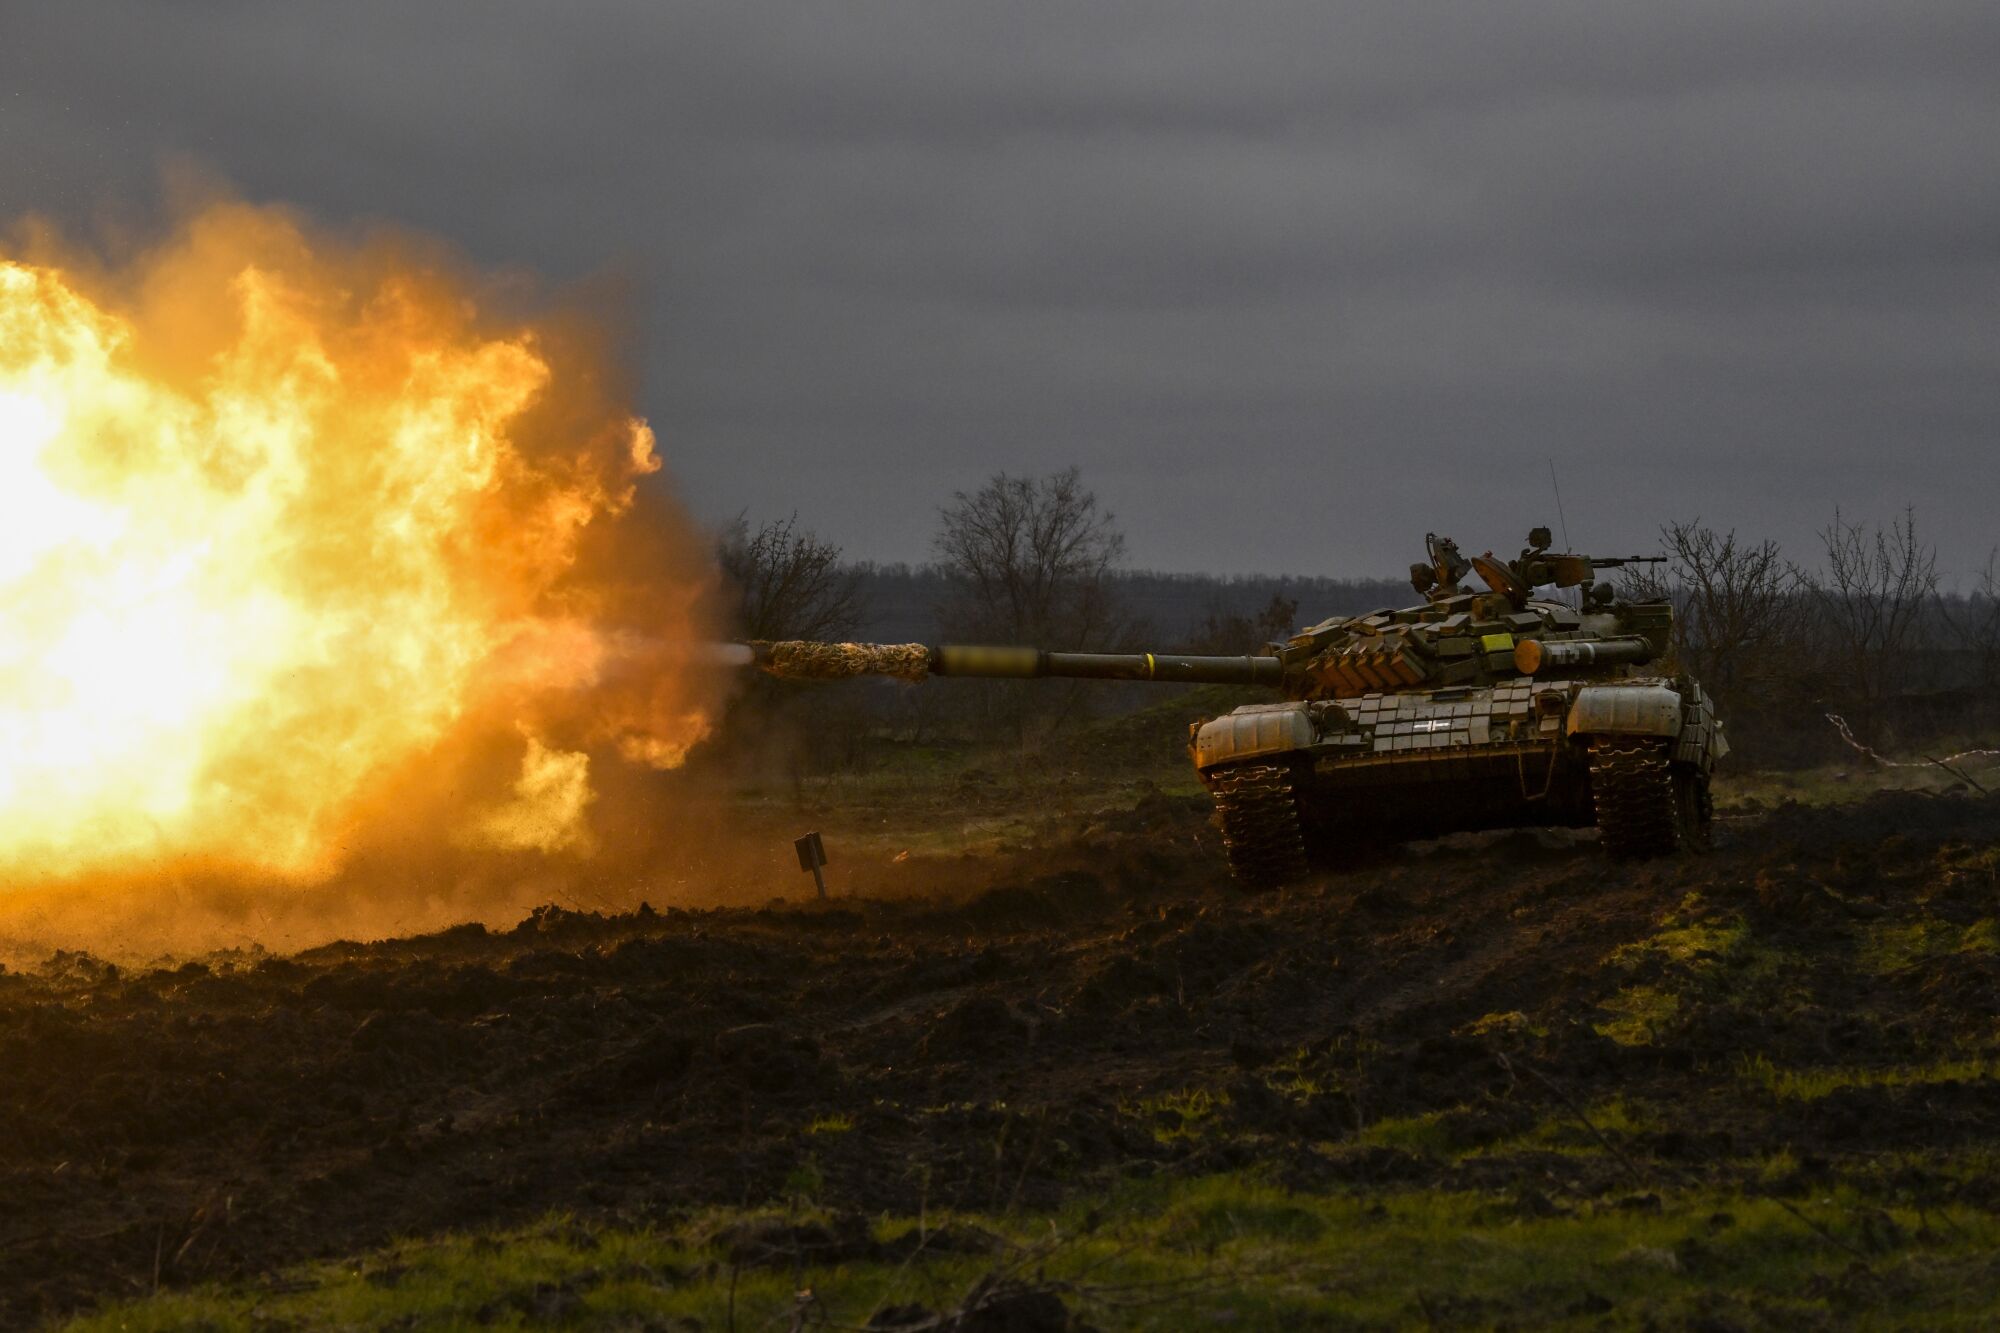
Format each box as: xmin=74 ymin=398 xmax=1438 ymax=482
xmin=4 ymin=2 xmax=1996 ymax=579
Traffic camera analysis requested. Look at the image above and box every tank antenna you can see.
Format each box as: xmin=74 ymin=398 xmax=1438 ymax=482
xmin=1547 ymin=459 xmax=1571 ymax=549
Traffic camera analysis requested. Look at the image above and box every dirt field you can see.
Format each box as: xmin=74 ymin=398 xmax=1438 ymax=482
xmin=3 ymin=782 xmax=1998 ymax=1327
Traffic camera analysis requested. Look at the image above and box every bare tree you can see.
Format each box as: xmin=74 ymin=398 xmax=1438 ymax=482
xmin=1631 ymin=521 xmax=1813 ymax=705
xmin=1817 ymin=506 xmax=1940 ymax=720
xmin=1941 ymin=548 xmax=2000 ymax=690
xmin=710 ymin=515 xmax=868 ymax=789
xmin=932 ymin=467 xmax=1126 ymax=741
xmin=716 ymin=513 xmax=861 ymax=642
xmin=933 ymin=466 xmax=1126 ymax=647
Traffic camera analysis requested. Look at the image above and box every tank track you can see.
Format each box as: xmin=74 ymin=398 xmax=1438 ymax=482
xmin=1209 ymin=760 xmax=1310 ymax=890
xmin=1589 ymin=736 xmax=1685 ymax=858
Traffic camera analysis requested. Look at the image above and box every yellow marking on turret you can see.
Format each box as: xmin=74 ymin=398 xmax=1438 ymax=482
xmin=1146 ymin=652 xmax=1156 ymax=678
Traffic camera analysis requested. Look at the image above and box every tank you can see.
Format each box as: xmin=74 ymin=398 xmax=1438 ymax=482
xmin=747 ymin=529 xmax=1727 ymax=889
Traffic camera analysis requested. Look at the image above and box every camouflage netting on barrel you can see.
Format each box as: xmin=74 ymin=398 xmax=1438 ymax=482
xmin=754 ymin=640 xmax=933 ymax=683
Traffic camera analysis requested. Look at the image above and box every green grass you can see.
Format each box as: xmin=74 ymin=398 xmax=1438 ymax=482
xmin=1713 ymin=762 xmax=1970 ymax=809
xmin=1606 ymin=899 xmax=1749 ymax=970
xmin=1129 ymin=1086 xmax=1227 ymax=1144
xmin=731 ymin=746 xmax=1203 ymax=863
xmin=1595 ymin=983 xmax=1685 ymax=1047
xmin=1591 ymin=894 xmax=1793 ymax=1047
xmin=1507 ymin=1097 xmax=1661 ymax=1150
xmin=1458 ymin=1009 xmax=1545 ymax=1039
xmin=1359 ymin=1096 xmax=1663 ymax=1164
xmin=713 ymin=686 xmax=1241 ymax=863
xmin=1861 ymin=918 xmax=2000 ymax=973
xmin=1737 ymin=1052 xmax=2000 ymax=1101
xmin=65 ymin=1172 xmax=2000 ymax=1331
xmin=1356 ymin=1107 xmax=1463 ymax=1157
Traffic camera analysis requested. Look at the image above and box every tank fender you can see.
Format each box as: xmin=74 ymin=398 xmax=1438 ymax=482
xmin=1566 ymin=685 xmax=1683 ymax=739
xmin=1192 ymin=702 xmax=1315 ymax=771
xmin=1675 ymin=684 xmax=1729 ymax=769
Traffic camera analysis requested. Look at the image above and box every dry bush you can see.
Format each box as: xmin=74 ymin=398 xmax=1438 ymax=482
xmin=1816 ymin=506 xmax=1940 ymax=729
xmin=1942 ymin=549 xmax=2000 ymax=690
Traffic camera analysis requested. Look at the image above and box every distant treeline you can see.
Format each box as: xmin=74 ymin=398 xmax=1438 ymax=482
xmin=848 ymin=563 xmax=1409 ymax=647
xmin=710 ymin=471 xmax=1998 ymax=773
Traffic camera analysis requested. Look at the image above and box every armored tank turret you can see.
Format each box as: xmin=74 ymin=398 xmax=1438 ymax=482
xmin=748 ymin=529 xmax=1726 ymax=888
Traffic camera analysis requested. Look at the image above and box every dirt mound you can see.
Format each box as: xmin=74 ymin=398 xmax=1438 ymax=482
xmin=0 ymin=789 xmax=1994 ymax=1324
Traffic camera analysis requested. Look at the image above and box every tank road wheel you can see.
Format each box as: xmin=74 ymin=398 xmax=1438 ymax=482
xmin=1588 ymin=736 xmax=1680 ymax=859
xmin=1209 ymin=760 xmax=1310 ymax=890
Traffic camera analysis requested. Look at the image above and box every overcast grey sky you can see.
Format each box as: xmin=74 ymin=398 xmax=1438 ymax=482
xmin=3 ymin=2 xmax=1996 ymax=581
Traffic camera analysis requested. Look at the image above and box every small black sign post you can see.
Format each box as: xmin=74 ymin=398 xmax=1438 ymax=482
xmin=794 ymin=831 xmax=828 ymax=899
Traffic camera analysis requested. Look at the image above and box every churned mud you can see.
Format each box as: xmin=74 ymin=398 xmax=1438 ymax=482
xmin=1 ymin=788 xmax=1995 ymax=1325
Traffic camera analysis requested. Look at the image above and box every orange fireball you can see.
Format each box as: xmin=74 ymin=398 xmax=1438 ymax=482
xmin=0 ymin=202 xmax=717 ymax=884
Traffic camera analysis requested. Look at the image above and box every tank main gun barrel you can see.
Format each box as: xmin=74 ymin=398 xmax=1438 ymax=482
xmin=1512 ymin=635 xmax=1655 ymax=674
xmin=933 ymin=645 xmax=1285 ymax=685
xmin=749 ymin=640 xmax=1285 ymax=687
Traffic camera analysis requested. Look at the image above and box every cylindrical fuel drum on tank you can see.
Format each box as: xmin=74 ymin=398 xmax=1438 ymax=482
xmin=1512 ymin=635 xmax=1655 ymax=674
